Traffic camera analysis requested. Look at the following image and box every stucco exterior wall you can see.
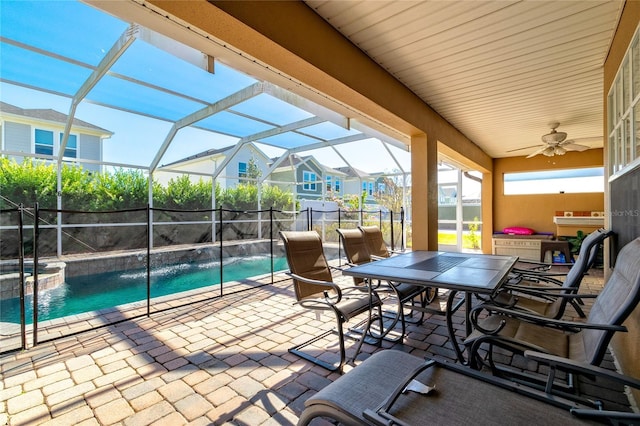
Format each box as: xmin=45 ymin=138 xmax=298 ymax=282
xmin=493 ymin=149 xmax=605 ymax=234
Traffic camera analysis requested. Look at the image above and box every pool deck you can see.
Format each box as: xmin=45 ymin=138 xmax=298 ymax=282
xmin=0 ymin=266 xmax=633 ymax=425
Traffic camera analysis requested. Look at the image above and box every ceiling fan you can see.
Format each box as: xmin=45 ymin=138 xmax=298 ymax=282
xmin=525 ymin=122 xmax=590 ymax=158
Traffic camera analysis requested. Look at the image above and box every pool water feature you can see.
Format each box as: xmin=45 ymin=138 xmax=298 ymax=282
xmin=0 ymin=256 xmax=288 ymax=325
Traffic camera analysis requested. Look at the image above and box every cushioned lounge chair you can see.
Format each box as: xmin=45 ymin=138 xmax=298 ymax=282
xmin=297 ymin=349 xmax=639 ymax=425
xmin=464 ymin=237 xmax=640 ymax=388
xmin=337 ymin=227 xmax=428 ymax=340
xmin=490 ymin=229 xmax=613 ymax=319
xmin=280 ymin=230 xmax=384 ymax=373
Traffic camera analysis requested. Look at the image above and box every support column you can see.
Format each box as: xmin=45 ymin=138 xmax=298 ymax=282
xmin=481 ymin=170 xmax=493 ymax=254
xmin=411 ymin=133 xmax=438 ymax=250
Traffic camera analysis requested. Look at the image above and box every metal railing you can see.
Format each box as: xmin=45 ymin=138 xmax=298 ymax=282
xmin=0 ymin=204 xmax=405 ymax=353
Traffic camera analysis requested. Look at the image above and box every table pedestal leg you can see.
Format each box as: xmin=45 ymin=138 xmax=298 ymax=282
xmin=446 ymin=290 xmax=470 ymax=364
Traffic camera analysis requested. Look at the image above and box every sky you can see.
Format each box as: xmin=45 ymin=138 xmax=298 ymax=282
xmin=0 ymin=0 xmax=413 ymax=176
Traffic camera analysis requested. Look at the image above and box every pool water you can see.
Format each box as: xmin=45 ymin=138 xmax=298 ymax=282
xmin=0 ymin=256 xmax=288 ymax=324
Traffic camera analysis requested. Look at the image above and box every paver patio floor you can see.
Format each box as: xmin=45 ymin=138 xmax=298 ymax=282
xmin=0 ymin=268 xmax=632 ymax=425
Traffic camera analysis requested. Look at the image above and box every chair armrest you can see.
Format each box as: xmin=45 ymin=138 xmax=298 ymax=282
xmin=330 ymin=264 xmax=353 ymax=272
xmin=511 ymin=273 xmax=565 ymax=285
xmin=471 ymin=303 xmax=627 ymax=332
xmin=500 ymin=285 xmax=598 ymax=299
xmin=524 ymin=351 xmax=640 ymax=390
xmin=524 ymin=350 xmax=640 ymax=423
xmin=286 ymin=272 xmax=342 ymax=303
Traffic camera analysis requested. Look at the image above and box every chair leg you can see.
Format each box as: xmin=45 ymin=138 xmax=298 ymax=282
xmin=290 ymin=305 xmax=386 ymax=373
xmin=351 ymin=304 xmax=385 ymax=363
xmin=288 ymin=310 xmax=350 ymax=373
xmin=289 ymin=329 xmax=345 ymax=372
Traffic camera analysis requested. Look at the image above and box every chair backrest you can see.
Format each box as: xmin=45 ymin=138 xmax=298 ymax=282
xmin=585 ymin=229 xmax=614 ymax=270
xmin=562 ymin=228 xmax=612 ymax=291
xmin=336 ymin=228 xmax=371 ymax=285
xmin=337 ymin=228 xmax=371 ymax=266
xmin=580 ymin=237 xmax=640 ymax=365
xmin=358 ymin=225 xmax=390 ymax=258
xmin=542 ymin=229 xmax=613 ymax=319
xmin=279 ymin=230 xmax=334 ymax=301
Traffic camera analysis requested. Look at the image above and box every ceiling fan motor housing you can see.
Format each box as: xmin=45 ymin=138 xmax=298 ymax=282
xmin=541 ymin=129 xmax=567 ymax=144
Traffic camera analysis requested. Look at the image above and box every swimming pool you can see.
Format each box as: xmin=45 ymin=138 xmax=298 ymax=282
xmin=0 ymin=256 xmax=288 ymax=324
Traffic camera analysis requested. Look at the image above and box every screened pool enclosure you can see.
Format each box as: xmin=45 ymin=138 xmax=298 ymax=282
xmin=0 ymin=1 xmax=478 ymax=352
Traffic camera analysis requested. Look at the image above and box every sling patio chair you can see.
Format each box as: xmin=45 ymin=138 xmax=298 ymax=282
xmin=337 ymin=227 xmax=435 ymax=340
xmin=488 ymin=228 xmax=614 ymax=319
xmin=464 ymin=237 xmax=640 ymax=392
xmin=297 ymin=349 xmax=640 ymax=426
xmin=358 ymin=225 xmax=437 ymax=304
xmin=280 ymin=230 xmax=384 ymax=373
xmin=357 ymin=225 xmax=403 ymax=260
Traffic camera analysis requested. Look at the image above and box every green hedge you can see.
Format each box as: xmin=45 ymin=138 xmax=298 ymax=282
xmin=0 ymin=158 xmax=294 ymax=212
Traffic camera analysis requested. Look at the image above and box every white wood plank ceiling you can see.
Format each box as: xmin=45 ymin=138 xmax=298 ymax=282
xmin=304 ymin=0 xmax=624 ymax=158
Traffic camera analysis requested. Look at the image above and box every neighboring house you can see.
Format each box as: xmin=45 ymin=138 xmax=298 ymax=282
xmin=162 ymin=144 xmax=383 ymax=209
xmin=270 ymin=154 xmax=325 ymax=202
xmin=335 ymin=166 xmax=379 ymax=207
xmin=157 ymin=142 xmax=271 ymax=188
xmin=0 ymin=102 xmax=112 ymax=173
xmin=320 ymin=164 xmax=347 ymax=199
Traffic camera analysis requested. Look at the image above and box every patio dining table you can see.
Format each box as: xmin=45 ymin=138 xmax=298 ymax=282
xmin=342 ymin=250 xmax=518 ymax=363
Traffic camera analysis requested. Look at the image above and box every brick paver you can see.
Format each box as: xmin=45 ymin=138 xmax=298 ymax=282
xmin=0 ymin=269 xmax=632 ymax=425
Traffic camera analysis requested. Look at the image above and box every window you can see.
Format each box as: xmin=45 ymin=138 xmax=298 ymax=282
xmin=35 ymin=129 xmax=54 ymax=156
xmin=326 ymin=175 xmax=332 ymax=191
xmin=378 ymin=182 xmax=386 ymax=193
xmin=608 ymin=27 xmax=640 ymax=176
xmin=368 ymin=182 xmax=373 ymax=196
xmin=238 ymin=162 xmax=247 ymax=179
xmin=61 ymin=134 xmax=77 ymax=158
xmin=504 ymin=168 xmax=604 ymax=195
xmin=303 ymin=171 xmax=316 ymax=191
xmin=334 ymin=179 xmax=340 ymax=192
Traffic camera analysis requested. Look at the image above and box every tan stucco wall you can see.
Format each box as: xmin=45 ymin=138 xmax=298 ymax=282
xmin=603 ymin=0 xmax=640 ymax=402
xmin=493 ymin=149 xmax=604 ymax=234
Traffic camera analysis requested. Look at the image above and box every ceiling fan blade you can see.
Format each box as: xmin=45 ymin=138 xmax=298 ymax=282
xmin=570 ymin=136 xmax=602 ymax=144
xmin=507 ymin=145 xmax=539 ymax=153
xmin=526 ymin=146 xmax=548 ymax=158
xmin=562 ymin=142 xmax=589 ymax=151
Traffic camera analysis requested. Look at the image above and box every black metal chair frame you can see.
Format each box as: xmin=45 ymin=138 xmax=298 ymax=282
xmin=489 ymin=229 xmax=614 ymax=319
xmin=464 ymin=237 xmax=640 ymax=397
xmin=280 ymin=230 xmax=385 ymax=373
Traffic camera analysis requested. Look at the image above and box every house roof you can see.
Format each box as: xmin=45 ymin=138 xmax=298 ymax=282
xmin=0 ymin=102 xmax=113 ymax=136
xmin=160 ymin=146 xmax=230 ymax=167
xmin=335 ymin=166 xmax=371 ymax=179
xmin=274 ymin=154 xmax=315 ymax=169
xmin=160 ymin=141 xmax=272 ymax=169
